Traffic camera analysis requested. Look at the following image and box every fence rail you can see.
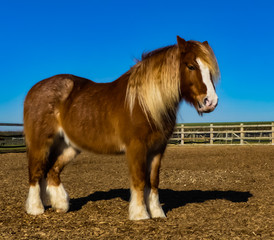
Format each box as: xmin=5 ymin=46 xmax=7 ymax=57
xmin=0 ymin=122 xmax=273 ymax=153
xmin=0 ymin=124 xmax=25 ymax=153
xmin=170 ymin=122 xmax=274 ymax=145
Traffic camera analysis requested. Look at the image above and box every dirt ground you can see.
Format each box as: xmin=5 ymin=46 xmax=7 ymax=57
xmin=0 ymin=145 xmax=273 ymax=239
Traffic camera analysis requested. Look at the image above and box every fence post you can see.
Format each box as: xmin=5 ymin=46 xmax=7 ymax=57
xmin=181 ymin=124 xmax=184 ymax=145
xmin=210 ymin=124 xmax=213 ymax=144
xmin=272 ymin=122 xmax=274 ymax=145
xmin=240 ymin=123 xmax=244 ymax=145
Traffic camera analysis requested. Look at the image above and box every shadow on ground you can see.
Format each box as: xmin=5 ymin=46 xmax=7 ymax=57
xmin=70 ymin=188 xmax=252 ymax=213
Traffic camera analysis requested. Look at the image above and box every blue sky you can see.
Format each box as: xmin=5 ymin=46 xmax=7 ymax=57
xmin=0 ymin=0 xmax=273 ymax=124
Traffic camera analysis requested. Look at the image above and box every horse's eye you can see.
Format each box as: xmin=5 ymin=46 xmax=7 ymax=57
xmin=187 ymin=65 xmax=195 ymax=71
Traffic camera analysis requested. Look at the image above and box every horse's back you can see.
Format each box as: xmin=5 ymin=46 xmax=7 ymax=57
xmin=24 ymin=74 xmax=129 ymax=153
xmin=57 ymin=76 xmax=128 ymax=153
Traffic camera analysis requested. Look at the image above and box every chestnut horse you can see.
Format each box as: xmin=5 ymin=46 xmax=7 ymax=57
xmin=24 ymin=36 xmax=220 ymax=220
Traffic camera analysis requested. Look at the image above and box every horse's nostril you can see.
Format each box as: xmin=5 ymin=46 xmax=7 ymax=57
xmin=203 ymin=97 xmax=213 ymax=107
xmin=203 ymin=97 xmax=209 ymax=106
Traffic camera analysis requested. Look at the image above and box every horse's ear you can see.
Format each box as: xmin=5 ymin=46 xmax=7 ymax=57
xmin=203 ymin=41 xmax=209 ymax=46
xmin=177 ymin=36 xmax=187 ymax=53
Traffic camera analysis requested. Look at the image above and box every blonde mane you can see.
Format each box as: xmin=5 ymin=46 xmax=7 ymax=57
xmin=126 ymin=45 xmax=180 ymax=130
xmin=125 ymin=41 xmax=220 ymax=130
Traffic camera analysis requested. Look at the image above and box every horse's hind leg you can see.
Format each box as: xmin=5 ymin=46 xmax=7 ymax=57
xmin=26 ymin=145 xmax=51 ymax=215
xmin=145 ymin=153 xmax=166 ymax=218
xmin=46 ymin=139 xmax=78 ymax=213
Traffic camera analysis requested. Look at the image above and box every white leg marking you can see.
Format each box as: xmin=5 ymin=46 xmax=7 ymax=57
xmin=129 ymin=188 xmax=150 ymax=220
xmin=47 ymin=183 xmax=70 ymax=213
xmin=145 ymin=187 xmax=166 ymax=218
xmin=62 ymin=147 xmax=78 ymax=164
xmin=26 ymin=182 xmax=44 ymax=215
xmin=197 ymin=58 xmax=218 ymax=106
xmin=40 ymin=177 xmax=50 ymax=207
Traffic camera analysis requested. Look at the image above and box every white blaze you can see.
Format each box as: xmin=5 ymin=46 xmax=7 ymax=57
xmin=196 ymin=58 xmax=218 ymax=106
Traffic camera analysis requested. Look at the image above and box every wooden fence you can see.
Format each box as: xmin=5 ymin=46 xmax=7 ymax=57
xmin=170 ymin=122 xmax=274 ymax=145
xmin=0 ymin=123 xmax=25 ymax=153
xmin=0 ymin=122 xmax=274 ymax=153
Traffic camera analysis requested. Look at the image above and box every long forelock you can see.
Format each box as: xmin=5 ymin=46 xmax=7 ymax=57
xmin=126 ymin=45 xmax=180 ymax=130
xmin=189 ymin=41 xmax=220 ymax=82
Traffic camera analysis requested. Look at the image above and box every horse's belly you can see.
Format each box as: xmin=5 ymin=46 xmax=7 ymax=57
xmin=59 ymin=127 xmax=126 ymax=154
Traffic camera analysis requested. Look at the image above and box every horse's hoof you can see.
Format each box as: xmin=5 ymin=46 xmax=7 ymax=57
xmin=26 ymin=202 xmax=45 ymax=215
xmin=129 ymin=213 xmax=150 ymax=221
xmin=150 ymin=207 xmax=166 ymax=218
xmin=129 ymin=205 xmax=150 ymax=220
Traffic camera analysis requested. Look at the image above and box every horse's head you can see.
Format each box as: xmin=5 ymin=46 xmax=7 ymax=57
xmin=177 ymin=36 xmax=220 ymax=114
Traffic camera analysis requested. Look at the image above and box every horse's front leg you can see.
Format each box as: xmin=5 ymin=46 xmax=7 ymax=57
xmin=126 ymin=140 xmax=150 ymax=220
xmin=145 ymin=153 xmax=166 ymax=218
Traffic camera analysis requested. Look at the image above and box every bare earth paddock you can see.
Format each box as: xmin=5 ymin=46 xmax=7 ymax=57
xmin=0 ymin=145 xmax=273 ymax=239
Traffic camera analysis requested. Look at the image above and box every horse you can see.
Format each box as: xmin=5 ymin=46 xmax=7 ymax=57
xmin=24 ymin=36 xmax=220 ymax=220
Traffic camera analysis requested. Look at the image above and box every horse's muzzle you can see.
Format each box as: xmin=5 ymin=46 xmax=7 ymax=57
xmin=197 ymin=96 xmax=218 ymax=113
